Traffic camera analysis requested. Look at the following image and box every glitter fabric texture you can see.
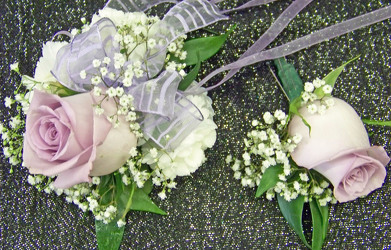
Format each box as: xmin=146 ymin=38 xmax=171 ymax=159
xmin=1 ymin=0 xmax=390 ymax=249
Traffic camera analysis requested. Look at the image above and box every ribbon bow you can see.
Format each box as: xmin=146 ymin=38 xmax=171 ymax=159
xmin=51 ymin=0 xmax=228 ymax=149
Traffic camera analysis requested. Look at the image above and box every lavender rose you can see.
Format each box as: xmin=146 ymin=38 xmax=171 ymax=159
xmin=288 ymin=97 xmax=390 ymax=202
xmin=23 ymin=90 xmax=137 ymax=188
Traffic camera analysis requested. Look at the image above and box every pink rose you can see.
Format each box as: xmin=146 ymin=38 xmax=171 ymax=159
xmin=288 ymin=97 xmax=389 ymax=202
xmin=23 ymin=90 xmax=137 ymax=188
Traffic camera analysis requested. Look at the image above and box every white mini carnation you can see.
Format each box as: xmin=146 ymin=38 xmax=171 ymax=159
xmin=34 ymin=41 xmax=68 ymax=83
xmin=142 ymin=87 xmax=217 ymax=183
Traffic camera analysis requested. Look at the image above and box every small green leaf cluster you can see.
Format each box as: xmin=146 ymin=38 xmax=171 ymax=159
xmin=171 ymin=25 xmax=236 ymax=91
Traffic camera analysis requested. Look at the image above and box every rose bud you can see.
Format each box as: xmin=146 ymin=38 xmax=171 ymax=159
xmin=23 ymin=90 xmax=137 ymax=188
xmin=288 ymin=97 xmax=390 ymax=202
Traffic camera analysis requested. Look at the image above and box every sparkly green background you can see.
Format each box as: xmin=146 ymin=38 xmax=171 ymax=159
xmin=1 ymin=0 xmax=390 ymax=249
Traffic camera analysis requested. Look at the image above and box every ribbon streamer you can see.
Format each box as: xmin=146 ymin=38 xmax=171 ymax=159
xmin=191 ymin=0 xmax=313 ymax=93
xmin=51 ymin=0 xmax=391 ymax=149
xmin=193 ymin=3 xmax=391 ymax=92
xmin=105 ymin=0 xmax=177 ymax=12
xmin=216 ymin=0 xmax=278 ymax=14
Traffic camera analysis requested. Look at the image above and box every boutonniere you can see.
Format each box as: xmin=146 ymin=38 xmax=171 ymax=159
xmin=227 ymin=57 xmax=390 ymax=249
xmin=2 ymin=0 xmax=236 ymax=248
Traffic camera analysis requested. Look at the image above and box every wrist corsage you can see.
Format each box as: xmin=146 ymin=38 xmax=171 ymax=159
xmin=2 ymin=0 xmax=234 ymax=248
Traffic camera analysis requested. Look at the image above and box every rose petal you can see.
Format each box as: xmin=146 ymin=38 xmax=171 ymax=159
xmin=289 ymin=98 xmax=370 ymax=168
xmin=313 ymin=147 xmax=388 ymax=202
xmin=60 ymin=92 xmax=95 ymax=149
xmin=53 ymin=146 xmax=97 ymax=189
xmin=89 ymin=104 xmax=137 ymax=176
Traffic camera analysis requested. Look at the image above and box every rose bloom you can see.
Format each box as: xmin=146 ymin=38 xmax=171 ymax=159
xmin=23 ymin=90 xmax=137 ymax=188
xmin=288 ymin=97 xmax=390 ymax=202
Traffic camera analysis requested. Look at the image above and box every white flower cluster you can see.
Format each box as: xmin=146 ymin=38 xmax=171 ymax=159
xmin=92 ymin=8 xmax=187 ymax=70
xmin=141 ymin=90 xmax=217 ymax=199
xmin=26 ymin=153 xmax=151 ymax=226
xmin=301 ymin=78 xmax=335 ymax=115
xmin=92 ymin=84 xmax=143 ymax=138
xmin=117 ymin=148 xmax=150 ymax=188
xmin=165 ymin=34 xmax=187 ymax=76
xmin=228 ymin=109 xmax=336 ymax=205
xmin=228 ymin=110 xmax=301 ymax=189
xmin=26 ymin=175 xmax=113 ymax=219
xmin=0 ymin=64 xmax=33 ymax=170
xmin=264 ymin=171 xmax=337 ymax=205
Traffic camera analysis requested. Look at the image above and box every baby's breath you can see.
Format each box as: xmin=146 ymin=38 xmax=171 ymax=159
xmin=229 ymin=105 xmax=335 ymax=206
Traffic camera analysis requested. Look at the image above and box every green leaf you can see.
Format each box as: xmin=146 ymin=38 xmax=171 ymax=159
xmin=255 ymin=164 xmax=283 ymax=197
xmin=273 ymin=57 xmax=304 ymax=102
xmin=289 ymin=98 xmax=312 ymax=134
xmin=95 ymin=219 xmax=125 ymax=250
xmin=179 ymin=25 xmax=235 ymax=65
xmin=314 ymin=55 xmax=360 ymax=98
xmin=309 ymin=199 xmax=329 ymax=250
xmin=362 ymin=119 xmax=391 ymax=127
xmin=114 ymin=174 xmax=125 ymax=201
xmin=99 ymin=175 xmax=116 ymax=206
xmin=178 ymin=59 xmax=201 ymax=91
xmin=142 ymin=178 xmax=153 ymax=195
xmin=115 ymin=182 xmax=136 ymax=221
xmin=277 ymin=195 xmax=311 ymax=249
xmin=130 ymin=188 xmax=167 ymax=215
